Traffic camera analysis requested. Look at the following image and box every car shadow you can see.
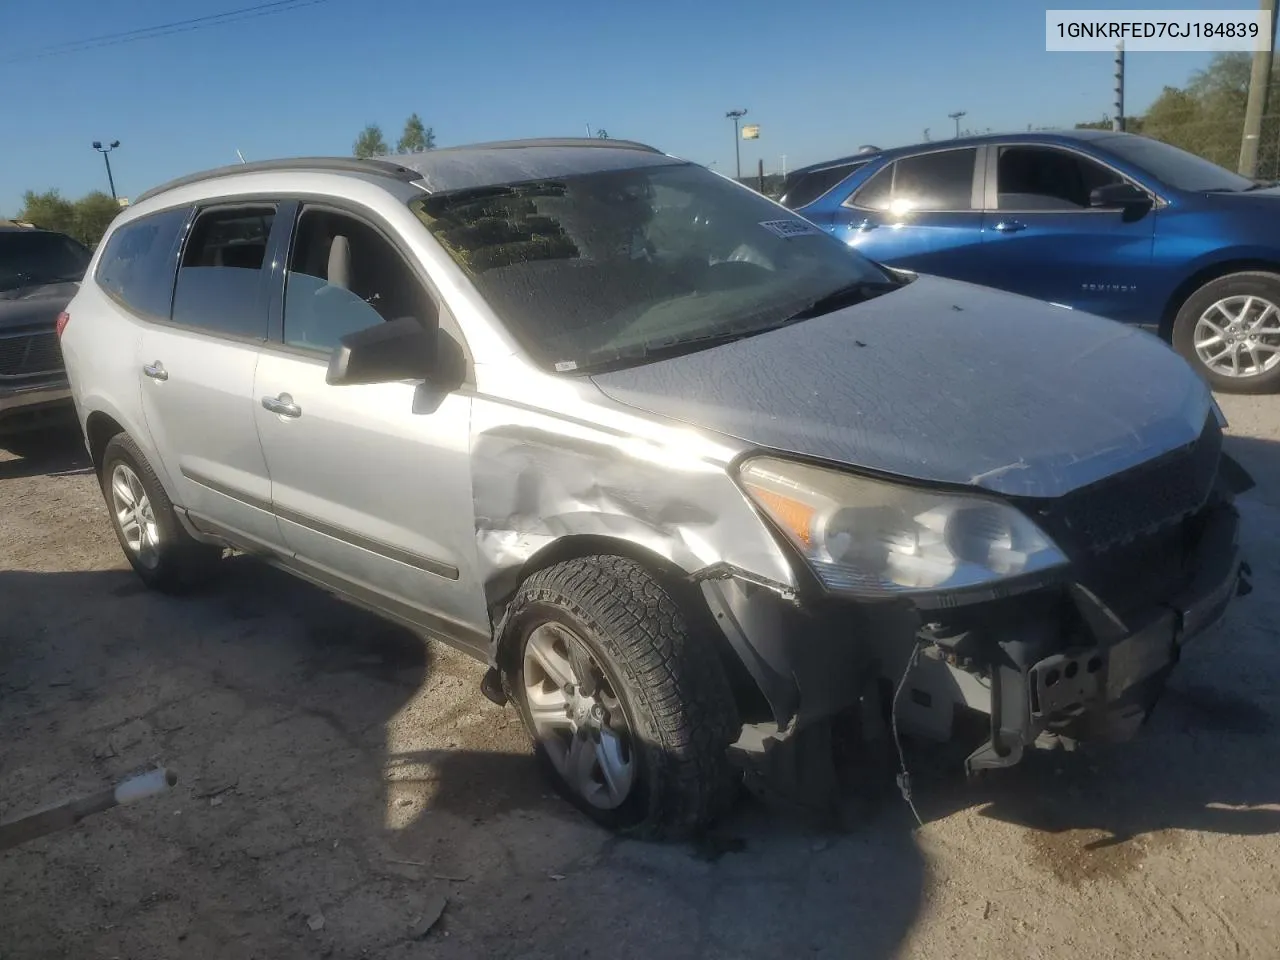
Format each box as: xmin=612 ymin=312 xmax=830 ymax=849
xmin=0 ymin=425 xmax=92 ymax=480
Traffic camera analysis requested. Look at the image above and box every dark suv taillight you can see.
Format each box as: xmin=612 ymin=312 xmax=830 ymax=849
xmin=55 ymin=311 xmax=70 ymax=338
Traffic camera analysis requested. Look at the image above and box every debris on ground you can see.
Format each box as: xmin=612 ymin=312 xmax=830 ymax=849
xmin=408 ymin=895 xmax=448 ymax=939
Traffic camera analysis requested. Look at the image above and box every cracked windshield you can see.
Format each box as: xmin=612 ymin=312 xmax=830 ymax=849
xmin=2 ymin=1 xmax=1279 ymax=959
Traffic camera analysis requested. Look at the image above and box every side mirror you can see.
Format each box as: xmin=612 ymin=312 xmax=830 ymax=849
xmin=1089 ymin=182 xmax=1151 ymax=210
xmin=326 ymin=316 xmax=437 ymax=386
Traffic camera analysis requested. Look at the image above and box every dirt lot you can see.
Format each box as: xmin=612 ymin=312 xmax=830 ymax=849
xmin=2 ymin=394 xmax=1279 ymax=960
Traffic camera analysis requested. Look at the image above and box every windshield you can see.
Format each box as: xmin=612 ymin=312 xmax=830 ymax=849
xmin=1099 ymin=135 xmax=1256 ymax=193
xmin=409 ymin=162 xmax=896 ymax=372
xmin=0 ymin=231 xmax=91 ymax=293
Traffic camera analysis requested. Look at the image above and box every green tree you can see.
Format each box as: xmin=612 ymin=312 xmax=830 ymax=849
xmin=18 ymin=189 xmax=75 ymax=234
xmin=353 ymin=124 xmax=388 ymax=159
xmin=396 ymin=113 xmax=436 ymax=153
xmin=72 ymin=191 xmax=122 ymax=247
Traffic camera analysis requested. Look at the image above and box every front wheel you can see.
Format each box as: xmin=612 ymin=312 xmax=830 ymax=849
xmin=503 ymin=556 xmax=741 ymax=839
xmin=1172 ymin=272 xmax=1280 ymax=394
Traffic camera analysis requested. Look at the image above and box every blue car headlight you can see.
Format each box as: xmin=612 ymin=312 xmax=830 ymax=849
xmin=740 ymin=457 xmax=1068 ymax=595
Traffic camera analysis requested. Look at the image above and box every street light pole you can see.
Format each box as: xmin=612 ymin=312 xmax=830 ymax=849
xmin=726 ymin=109 xmax=747 ymax=180
xmin=948 ymin=111 xmax=967 ymax=138
xmin=92 ymin=140 xmax=120 ymax=200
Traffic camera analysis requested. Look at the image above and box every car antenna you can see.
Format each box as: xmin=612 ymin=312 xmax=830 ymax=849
xmin=235 ymin=149 xmax=247 ymax=164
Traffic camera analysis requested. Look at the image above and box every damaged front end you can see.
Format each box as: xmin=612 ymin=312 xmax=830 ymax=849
xmin=712 ymin=412 xmax=1254 ymax=810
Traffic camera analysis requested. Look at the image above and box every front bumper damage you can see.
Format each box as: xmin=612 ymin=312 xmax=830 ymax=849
xmin=712 ymin=453 xmax=1254 ymax=812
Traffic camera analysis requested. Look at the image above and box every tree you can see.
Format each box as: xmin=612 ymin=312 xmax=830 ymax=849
xmin=396 ymin=113 xmax=436 ymax=153
xmin=596 ymin=129 xmax=609 ymax=139
xmin=18 ymin=189 xmax=75 ymax=235
xmin=353 ymin=124 xmax=388 ymax=159
xmin=72 ymin=192 xmax=123 ymax=247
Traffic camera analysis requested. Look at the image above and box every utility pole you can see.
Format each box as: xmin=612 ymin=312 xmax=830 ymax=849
xmin=92 ymin=140 xmax=120 ymax=200
xmin=726 ymin=109 xmax=747 ymax=180
xmin=948 ymin=111 xmax=966 ymax=138
xmin=1239 ymin=0 xmax=1278 ymax=177
xmin=1113 ymin=42 xmax=1126 ymax=131
xmin=781 ymin=154 xmax=787 ymax=178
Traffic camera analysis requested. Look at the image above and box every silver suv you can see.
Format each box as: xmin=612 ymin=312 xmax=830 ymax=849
xmin=61 ymin=139 xmax=1253 ymax=837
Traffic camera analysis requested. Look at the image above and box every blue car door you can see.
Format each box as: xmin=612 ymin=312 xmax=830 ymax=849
xmin=828 ymin=146 xmax=988 ymax=281
xmin=977 ymin=143 xmax=1157 ymax=323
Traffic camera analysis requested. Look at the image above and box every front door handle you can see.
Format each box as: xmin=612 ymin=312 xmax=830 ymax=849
xmin=857 ymin=218 xmax=879 ymax=232
xmin=993 ymin=220 xmax=1026 ymax=233
xmin=142 ymin=361 xmax=168 ymax=381
xmin=261 ymin=393 xmax=302 ymax=419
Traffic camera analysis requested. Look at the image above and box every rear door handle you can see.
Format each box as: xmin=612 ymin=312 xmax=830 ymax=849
xmin=261 ymin=393 xmax=301 ymax=419
xmin=142 ymin=361 xmax=168 ymax=381
xmin=993 ymin=220 xmax=1026 ymax=233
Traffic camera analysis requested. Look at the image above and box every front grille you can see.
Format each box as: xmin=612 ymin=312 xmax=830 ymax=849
xmin=1026 ymin=414 xmax=1222 ymax=556
xmin=0 ymin=331 xmax=63 ymax=379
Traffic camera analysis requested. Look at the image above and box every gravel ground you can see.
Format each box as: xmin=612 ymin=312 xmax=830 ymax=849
xmin=1 ymin=393 xmax=1278 ymax=960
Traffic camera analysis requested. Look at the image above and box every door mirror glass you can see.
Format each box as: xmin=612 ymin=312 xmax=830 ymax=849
xmin=327 ymin=316 xmax=437 ymax=386
xmin=1089 ymin=182 xmax=1151 ymax=209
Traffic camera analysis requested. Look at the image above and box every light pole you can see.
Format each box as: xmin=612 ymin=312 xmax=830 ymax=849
xmin=92 ymin=140 xmax=120 ymax=200
xmin=948 ymin=111 xmax=966 ymax=138
xmin=726 ymin=109 xmax=747 ymax=180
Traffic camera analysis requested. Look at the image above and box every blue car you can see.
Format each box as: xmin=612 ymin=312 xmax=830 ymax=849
xmin=780 ymin=130 xmax=1280 ymax=393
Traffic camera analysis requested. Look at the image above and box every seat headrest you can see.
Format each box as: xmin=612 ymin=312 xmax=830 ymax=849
xmin=327 ymin=235 xmax=351 ymax=290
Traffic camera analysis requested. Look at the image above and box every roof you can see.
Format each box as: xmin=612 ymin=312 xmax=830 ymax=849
xmin=787 ymin=128 xmax=1135 ymax=179
xmin=134 ymin=137 xmax=677 ymax=205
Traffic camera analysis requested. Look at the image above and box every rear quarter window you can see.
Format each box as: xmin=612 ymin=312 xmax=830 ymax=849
xmin=95 ymin=207 xmax=191 ymax=319
xmin=781 ymin=161 xmax=867 ymax=209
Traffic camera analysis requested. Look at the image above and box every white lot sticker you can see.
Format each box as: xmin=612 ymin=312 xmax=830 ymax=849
xmin=759 ymin=219 xmax=822 ymax=239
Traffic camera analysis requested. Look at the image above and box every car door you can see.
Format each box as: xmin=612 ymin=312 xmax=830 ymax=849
xmin=136 ymin=202 xmax=287 ymax=551
xmin=977 ymin=143 xmax=1157 ymax=322
xmin=828 ymin=147 xmax=988 ymax=280
xmin=252 ymin=202 xmax=489 ymax=655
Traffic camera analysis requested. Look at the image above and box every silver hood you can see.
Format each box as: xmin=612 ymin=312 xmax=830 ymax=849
xmin=590 ymin=275 xmax=1213 ymax=499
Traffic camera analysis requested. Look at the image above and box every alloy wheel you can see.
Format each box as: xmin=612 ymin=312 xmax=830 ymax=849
xmin=110 ymin=463 xmax=160 ymax=570
xmin=522 ymin=621 xmax=636 ymax=810
xmin=1194 ymin=295 xmax=1280 ymax=379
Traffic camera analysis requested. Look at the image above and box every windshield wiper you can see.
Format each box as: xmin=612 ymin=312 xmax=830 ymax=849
xmin=783 ymin=278 xmax=902 ymax=322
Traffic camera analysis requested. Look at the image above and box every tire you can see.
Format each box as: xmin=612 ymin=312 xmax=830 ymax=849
xmin=1172 ymin=271 xmax=1280 ymax=394
xmin=99 ymin=433 xmax=223 ymax=592
xmin=502 ymin=556 xmax=742 ymax=839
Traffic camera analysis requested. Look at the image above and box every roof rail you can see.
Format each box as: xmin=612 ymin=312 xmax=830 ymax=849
xmin=132 ymin=156 xmax=423 ymax=206
xmin=414 ymin=137 xmax=664 ymax=155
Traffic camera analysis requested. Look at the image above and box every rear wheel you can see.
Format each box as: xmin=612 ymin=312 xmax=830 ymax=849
xmin=99 ymin=433 xmax=222 ymax=592
xmin=1172 ymin=272 xmax=1280 ymax=394
xmin=502 ymin=556 xmax=741 ymax=839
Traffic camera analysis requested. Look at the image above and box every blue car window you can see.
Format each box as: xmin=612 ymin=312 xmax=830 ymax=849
xmin=851 ymin=148 xmax=977 ymax=213
xmin=996 ymin=146 xmax=1122 ymax=211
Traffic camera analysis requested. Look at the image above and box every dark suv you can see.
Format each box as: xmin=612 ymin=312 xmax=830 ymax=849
xmin=0 ymin=226 xmax=91 ymax=434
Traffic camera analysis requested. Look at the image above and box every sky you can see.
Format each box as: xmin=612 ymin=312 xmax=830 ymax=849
xmin=0 ymin=0 xmax=1239 ymax=215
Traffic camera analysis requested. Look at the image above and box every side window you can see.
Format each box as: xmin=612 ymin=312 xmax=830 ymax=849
xmin=283 ymin=208 xmax=438 ymax=353
xmin=851 ymin=148 xmax=977 ymax=213
xmin=780 ymin=161 xmax=866 ymax=209
xmin=170 ymin=206 xmax=275 ymax=338
xmin=95 ymin=207 xmax=189 ymax=318
xmin=996 ymin=146 xmax=1124 ymax=210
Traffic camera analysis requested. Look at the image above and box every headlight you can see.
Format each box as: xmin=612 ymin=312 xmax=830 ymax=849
xmin=739 ymin=457 xmax=1067 ymax=595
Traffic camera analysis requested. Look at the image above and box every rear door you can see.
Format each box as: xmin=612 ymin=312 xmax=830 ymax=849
xmin=828 ymin=147 xmax=988 ymax=280
xmin=977 ymin=143 xmax=1157 ymax=321
xmin=136 ymin=202 xmax=288 ymax=551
